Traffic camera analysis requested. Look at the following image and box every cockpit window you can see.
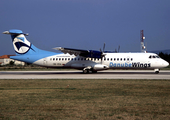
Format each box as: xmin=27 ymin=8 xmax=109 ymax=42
xmin=149 ymin=55 xmax=160 ymax=59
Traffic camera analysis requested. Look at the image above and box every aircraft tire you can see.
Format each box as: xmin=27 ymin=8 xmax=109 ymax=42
xmin=154 ymin=69 xmax=160 ymax=74
xmin=83 ymin=69 xmax=89 ymax=74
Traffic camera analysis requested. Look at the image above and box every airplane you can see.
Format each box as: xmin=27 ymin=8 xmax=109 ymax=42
xmin=3 ymin=29 xmax=169 ymax=74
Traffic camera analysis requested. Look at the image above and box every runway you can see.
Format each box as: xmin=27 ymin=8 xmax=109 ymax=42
xmin=0 ymin=70 xmax=170 ymax=79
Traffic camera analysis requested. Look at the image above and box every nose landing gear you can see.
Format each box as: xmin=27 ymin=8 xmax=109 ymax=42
xmin=154 ymin=69 xmax=160 ymax=74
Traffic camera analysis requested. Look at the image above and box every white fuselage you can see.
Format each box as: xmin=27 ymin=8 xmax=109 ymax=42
xmin=34 ymin=52 xmax=169 ymax=70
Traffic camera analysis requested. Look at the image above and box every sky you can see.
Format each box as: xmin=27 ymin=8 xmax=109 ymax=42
xmin=0 ymin=0 xmax=170 ymax=55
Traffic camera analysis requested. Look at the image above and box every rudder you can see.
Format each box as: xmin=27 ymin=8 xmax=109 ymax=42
xmin=3 ymin=29 xmax=39 ymax=55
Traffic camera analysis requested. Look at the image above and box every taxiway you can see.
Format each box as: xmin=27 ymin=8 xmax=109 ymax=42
xmin=0 ymin=70 xmax=170 ymax=79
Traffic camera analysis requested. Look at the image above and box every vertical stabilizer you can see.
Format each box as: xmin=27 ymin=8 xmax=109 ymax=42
xmin=3 ymin=29 xmax=40 ymax=55
xmin=3 ymin=29 xmax=57 ymax=64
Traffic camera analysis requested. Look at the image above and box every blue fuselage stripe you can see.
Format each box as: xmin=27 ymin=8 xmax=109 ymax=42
xmin=10 ymin=51 xmax=59 ymax=64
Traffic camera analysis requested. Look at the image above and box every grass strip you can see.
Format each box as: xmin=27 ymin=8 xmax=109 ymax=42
xmin=0 ymin=79 xmax=170 ymax=119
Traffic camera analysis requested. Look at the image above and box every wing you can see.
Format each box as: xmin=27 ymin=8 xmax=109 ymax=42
xmin=54 ymin=47 xmax=103 ymax=58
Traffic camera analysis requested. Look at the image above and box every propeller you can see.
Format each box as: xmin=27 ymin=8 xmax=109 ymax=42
xmin=100 ymin=43 xmax=106 ymax=63
xmin=118 ymin=45 xmax=120 ymax=53
xmin=115 ymin=45 xmax=120 ymax=53
xmin=103 ymin=43 xmax=105 ymax=52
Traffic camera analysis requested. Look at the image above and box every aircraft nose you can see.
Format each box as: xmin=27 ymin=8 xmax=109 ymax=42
xmin=163 ymin=61 xmax=169 ymax=67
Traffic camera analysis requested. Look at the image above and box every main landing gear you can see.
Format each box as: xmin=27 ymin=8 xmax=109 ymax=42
xmin=154 ymin=69 xmax=160 ymax=74
xmin=83 ymin=69 xmax=98 ymax=74
xmin=83 ymin=68 xmax=97 ymax=74
xmin=83 ymin=69 xmax=89 ymax=74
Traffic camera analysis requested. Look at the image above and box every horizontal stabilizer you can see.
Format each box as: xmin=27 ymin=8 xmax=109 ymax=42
xmin=3 ymin=29 xmax=28 ymax=36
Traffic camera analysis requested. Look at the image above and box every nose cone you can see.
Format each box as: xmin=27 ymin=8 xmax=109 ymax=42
xmin=163 ymin=61 xmax=169 ymax=67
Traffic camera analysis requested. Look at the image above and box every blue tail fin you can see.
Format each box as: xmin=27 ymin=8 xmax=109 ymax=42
xmin=3 ymin=29 xmax=40 ymax=55
xmin=3 ymin=29 xmax=57 ymax=64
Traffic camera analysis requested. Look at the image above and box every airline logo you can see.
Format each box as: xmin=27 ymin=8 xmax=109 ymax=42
xmin=109 ymin=62 xmax=132 ymax=67
xmin=13 ymin=37 xmax=34 ymax=54
xmin=109 ymin=62 xmax=151 ymax=68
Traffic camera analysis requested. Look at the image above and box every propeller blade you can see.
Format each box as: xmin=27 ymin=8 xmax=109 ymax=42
xmin=118 ymin=45 xmax=120 ymax=53
xmin=103 ymin=43 xmax=105 ymax=52
xmin=100 ymin=43 xmax=106 ymax=64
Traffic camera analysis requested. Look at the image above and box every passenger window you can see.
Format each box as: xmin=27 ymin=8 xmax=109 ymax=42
xmin=124 ymin=58 xmax=126 ymax=61
xmin=117 ymin=58 xmax=119 ymax=61
xmin=53 ymin=58 xmax=55 ymax=61
xmin=107 ymin=58 xmax=109 ymax=61
xmin=62 ymin=58 xmax=64 ymax=60
xmin=104 ymin=58 xmax=106 ymax=61
xmin=65 ymin=58 xmax=67 ymax=60
xmin=114 ymin=58 xmax=116 ymax=61
xmin=131 ymin=58 xmax=133 ymax=61
xmin=149 ymin=56 xmax=151 ymax=59
xmin=120 ymin=58 xmax=122 ymax=61
xmin=68 ymin=58 xmax=70 ymax=60
xmin=59 ymin=58 xmax=61 ymax=61
xmin=111 ymin=58 xmax=112 ymax=61
xmin=56 ymin=58 xmax=58 ymax=61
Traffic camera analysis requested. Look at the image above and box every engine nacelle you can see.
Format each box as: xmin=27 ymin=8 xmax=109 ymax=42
xmin=80 ymin=50 xmax=102 ymax=58
xmin=93 ymin=64 xmax=108 ymax=70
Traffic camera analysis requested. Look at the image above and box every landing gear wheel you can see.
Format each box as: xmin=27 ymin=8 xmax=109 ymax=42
xmin=154 ymin=69 xmax=160 ymax=74
xmin=83 ymin=69 xmax=89 ymax=74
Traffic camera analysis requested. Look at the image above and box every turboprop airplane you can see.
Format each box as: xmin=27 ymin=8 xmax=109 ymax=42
xmin=3 ymin=29 xmax=169 ymax=74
